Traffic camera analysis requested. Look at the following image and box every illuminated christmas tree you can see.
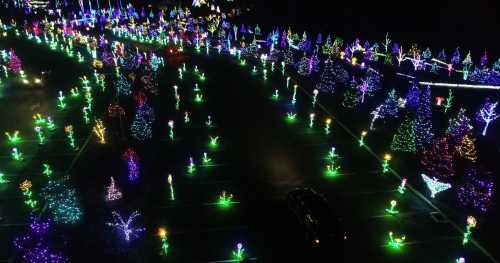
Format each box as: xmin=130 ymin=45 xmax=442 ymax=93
xmin=414 ymin=86 xmax=434 ymax=151
xmin=421 ymin=136 xmax=454 ymax=178
xmin=390 ymin=116 xmax=416 ymax=153
xmin=283 ymin=49 xmax=295 ymax=65
xmin=405 ymin=83 xmax=421 ymax=111
xmin=342 ymin=78 xmax=360 ymax=108
xmin=42 ymin=179 xmax=82 ymax=224
xmin=493 ymin=58 xmax=500 ymax=71
xmin=365 ymin=69 xmax=381 ymax=94
xmin=437 ymin=49 xmax=447 ymax=62
xmin=446 ymin=108 xmax=472 ymax=146
xmin=332 ymin=62 xmax=349 ymax=86
xmin=315 ymin=58 xmax=336 ymax=93
xmin=115 ymin=73 xmax=132 ymax=96
xmin=455 ymin=132 xmax=477 ymax=162
xmin=451 ymin=47 xmax=461 ymax=66
xmin=8 ymin=49 xmax=22 ymax=74
xmin=422 ymin=47 xmax=432 ymax=60
xmin=13 ymin=216 xmax=68 ymax=263
xmin=457 ymin=168 xmax=494 ymax=213
xmin=322 ymin=35 xmax=333 ymax=55
xmin=298 ymin=32 xmax=311 ymax=53
xmin=130 ymin=94 xmax=155 ymax=141
xmin=479 ymin=50 xmax=488 ymax=68
xmin=380 ymin=89 xmax=399 ymax=118
xmin=297 ymin=52 xmax=319 ymax=76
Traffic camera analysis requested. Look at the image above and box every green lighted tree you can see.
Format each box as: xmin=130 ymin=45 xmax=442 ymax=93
xmin=390 ymin=116 xmax=417 ymax=153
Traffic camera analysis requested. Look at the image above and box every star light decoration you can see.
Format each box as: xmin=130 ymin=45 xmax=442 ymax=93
xmin=107 ymin=210 xmax=145 ymax=242
xmin=421 ymin=174 xmax=452 ymax=198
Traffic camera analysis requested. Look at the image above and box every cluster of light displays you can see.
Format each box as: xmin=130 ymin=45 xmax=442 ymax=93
xmin=2 ymin=2 xmax=500 ymax=262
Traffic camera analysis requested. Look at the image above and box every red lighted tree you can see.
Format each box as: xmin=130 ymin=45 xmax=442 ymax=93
xmin=420 ymin=136 xmax=454 ymax=178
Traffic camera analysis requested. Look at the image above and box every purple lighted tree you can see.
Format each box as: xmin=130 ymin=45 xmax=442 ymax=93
xmin=446 ymin=108 xmax=473 ymax=146
xmin=457 ymin=168 xmax=494 ymax=213
xmin=280 ymin=30 xmax=287 ymax=49
xmin=451 ymin=47 xmax=461 ymax=65
xmin=414 ymin=86 xmax=434 ymax=151
xmin=480 ymin=50 xmax=488 ymax=68
xmin=476 ymin=99 xmax=499 ymax=136
xmin=8 ymin=49 xmax=22 ymax=74
xmin=405 ymin=83 xmax=421 ymax=111
xmin=13 ymin=216 xmax=68 ymax=263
